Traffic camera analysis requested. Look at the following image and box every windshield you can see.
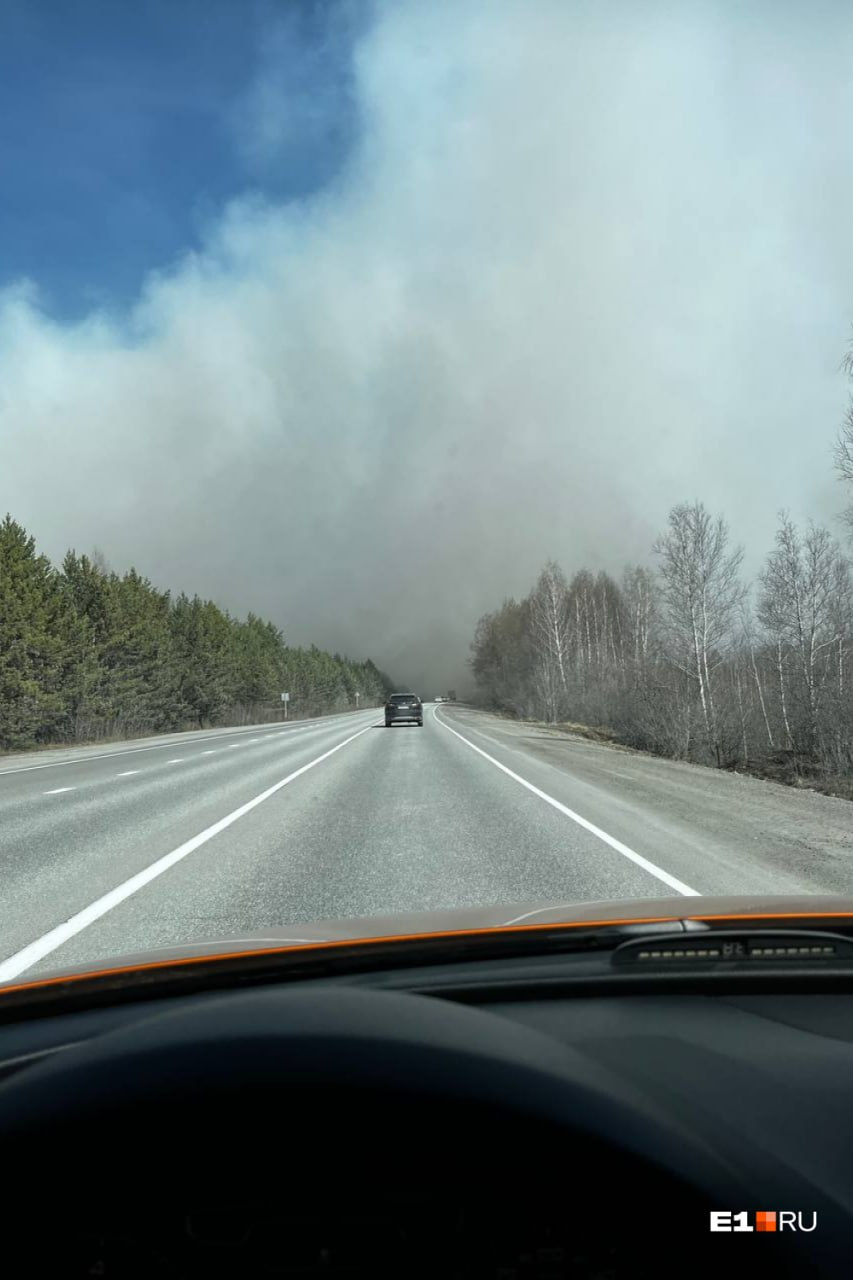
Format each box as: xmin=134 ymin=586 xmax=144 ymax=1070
xmin=1 ymin=1 xmax=853 ymax=985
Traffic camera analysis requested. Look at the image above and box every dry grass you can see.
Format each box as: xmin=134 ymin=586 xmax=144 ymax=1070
xmin=537 ymin=719 xmax=621 ymax=744
xmin=472 ymin=704 xmax=853 ymax=801
xmin=476 ymin=707 xmax=624 ymax=747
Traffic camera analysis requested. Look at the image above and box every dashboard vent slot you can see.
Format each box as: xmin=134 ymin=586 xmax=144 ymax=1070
xmin=612 ymin=930 xmax=853 ymax=967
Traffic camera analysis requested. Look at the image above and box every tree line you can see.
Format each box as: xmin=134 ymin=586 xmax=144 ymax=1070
xmin=0 ymin=516 xmax=393 ymax=751
xmin=470 ymin=350 xmax=853 ymax=797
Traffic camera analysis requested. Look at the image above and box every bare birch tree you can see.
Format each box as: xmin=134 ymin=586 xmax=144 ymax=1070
xmin=837 ymin=342 xmax=853 ymax=534
xmin=654 ymin=502 xmax=745 ymax=766
xmin=528 ymin=561 xmax=571 ymax=722
xmin=740 ymin=602 xmax=775 ymax=751
xmin=622 ymin=566 xmax=656 ymax=677
xmin=468 ymin=496 xmax=852 ymax=791
xmin=759 ymin=516 xmax=844 ymax=756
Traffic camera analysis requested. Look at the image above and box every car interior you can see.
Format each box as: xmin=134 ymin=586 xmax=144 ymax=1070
xmin=1 ymin=912 xmax=852 ymax=1277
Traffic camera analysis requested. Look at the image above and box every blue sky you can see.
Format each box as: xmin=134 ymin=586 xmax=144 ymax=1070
xmin=0 ymin=0 xmax=365 ymax=320
xmin=2 ymin=0 xmax=853 ymax=691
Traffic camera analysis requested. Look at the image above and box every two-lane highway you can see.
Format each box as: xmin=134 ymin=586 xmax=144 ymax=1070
xmin=0 ymin=710 xmax=379 ymax=977
xmin=2 ymin=704 xmax=853 ymax=980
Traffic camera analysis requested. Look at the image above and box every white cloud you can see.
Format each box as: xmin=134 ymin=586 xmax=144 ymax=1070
xmin=1 ymin=0 xmax=852 ymax=690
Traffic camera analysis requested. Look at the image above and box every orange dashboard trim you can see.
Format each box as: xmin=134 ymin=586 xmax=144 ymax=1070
xmin=2 ymin=910 xmax=853 ymax=999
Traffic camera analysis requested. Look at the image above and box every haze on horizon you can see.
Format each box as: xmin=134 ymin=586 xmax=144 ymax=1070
xmin=1 ymin=0 xmax=852 ymax=695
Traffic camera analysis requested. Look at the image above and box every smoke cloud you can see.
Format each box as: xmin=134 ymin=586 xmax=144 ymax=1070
xmin=2 ymin=0 xmax=852 ymax=694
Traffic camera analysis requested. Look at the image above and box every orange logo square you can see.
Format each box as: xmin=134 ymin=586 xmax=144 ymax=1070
xmin=756 ymin=1212 xmax=777 ymax=1232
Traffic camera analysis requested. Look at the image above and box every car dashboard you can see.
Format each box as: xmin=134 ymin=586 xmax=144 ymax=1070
xmin=0 ymin=950 xmax=851 ymax=1277
xmin=30 ymin=1186 xmax=653 ymax=1278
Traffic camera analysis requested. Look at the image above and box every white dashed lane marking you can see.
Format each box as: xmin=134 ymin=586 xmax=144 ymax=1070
xmin=0 ymin=721 xmax=375 ymax=981
xmin=30 ymin=721 xmax=347 ymax=800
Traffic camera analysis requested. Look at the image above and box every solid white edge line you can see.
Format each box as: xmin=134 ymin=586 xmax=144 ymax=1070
xmin=0 ymin=721 xmax=375 ymax=983
xmin=0 ymin=709 xmax=374 ymax=779
xmin=434 ymin=708 xmax=699 ymax=897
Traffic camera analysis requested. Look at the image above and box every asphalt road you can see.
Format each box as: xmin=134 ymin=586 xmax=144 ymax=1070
xmin=1 ymin=704 xmax=853 ymax=980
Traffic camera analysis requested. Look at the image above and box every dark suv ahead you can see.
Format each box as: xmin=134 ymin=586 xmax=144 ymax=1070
xmin=385 ymin=694 xmax=423 ymax=727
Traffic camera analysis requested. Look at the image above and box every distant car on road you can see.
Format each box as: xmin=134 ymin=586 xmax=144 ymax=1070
xmin=385 ymin=694 xmax=423 ymax=727
xmin=435 ymin=695 xmax=443 ymax=703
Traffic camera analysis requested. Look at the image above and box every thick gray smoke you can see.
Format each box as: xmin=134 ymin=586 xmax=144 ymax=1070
xmin=1 ymin=0 xmax=851 ymax=694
